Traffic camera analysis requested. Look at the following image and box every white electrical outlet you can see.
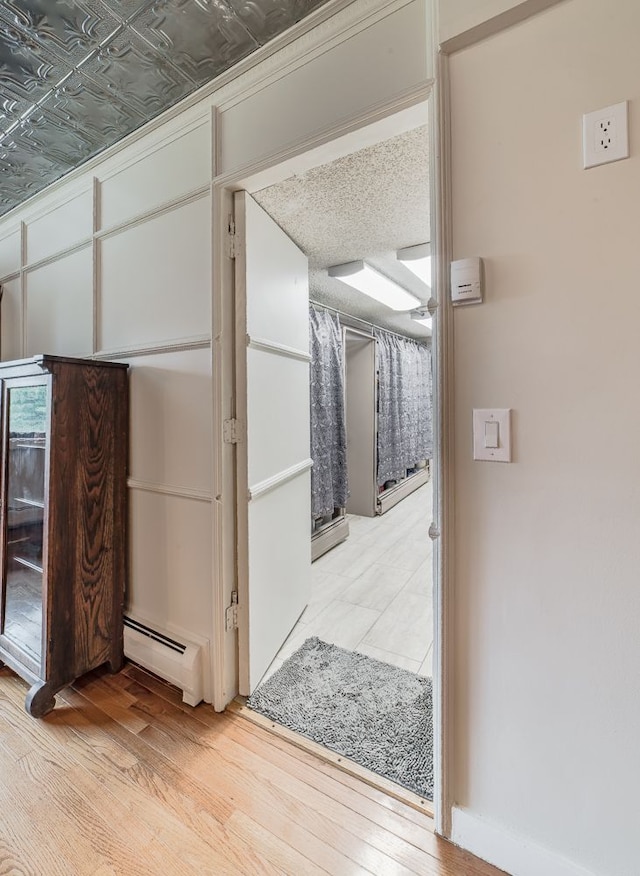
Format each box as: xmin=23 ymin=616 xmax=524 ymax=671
xmin=583 ymin=101 xmax=629 ymax=169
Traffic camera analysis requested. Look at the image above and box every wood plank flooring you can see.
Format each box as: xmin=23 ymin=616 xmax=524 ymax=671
xmin=0 ymin=662 xmax=507 ymax=876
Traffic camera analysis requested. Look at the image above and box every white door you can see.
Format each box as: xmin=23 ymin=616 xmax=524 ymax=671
xmin=234 ymin=191 xmax=312 ymax=695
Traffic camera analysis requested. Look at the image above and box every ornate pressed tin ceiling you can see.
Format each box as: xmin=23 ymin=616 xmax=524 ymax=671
xmin=0 ymin=0 xmax=330 ymax=217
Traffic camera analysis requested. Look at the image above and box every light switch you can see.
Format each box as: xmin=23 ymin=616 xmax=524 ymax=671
xmin=484 ymin=420 xmax=499 ymax=449
xmin=473 ymin=409 xmax=512 ymax=462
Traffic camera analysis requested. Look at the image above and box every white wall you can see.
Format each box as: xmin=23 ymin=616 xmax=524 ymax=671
xmin=448 ymin=1 xmax=640 ymax=874
xmin=0 ymin=0 xmax=432 ymax=699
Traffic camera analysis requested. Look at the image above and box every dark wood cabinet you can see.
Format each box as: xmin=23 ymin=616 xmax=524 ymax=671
xmin=0 ymin=355 xmax=128 ymax=717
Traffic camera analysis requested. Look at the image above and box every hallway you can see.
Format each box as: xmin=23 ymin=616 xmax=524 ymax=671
xmin=264 ymin=482 xmax=433 ymax=685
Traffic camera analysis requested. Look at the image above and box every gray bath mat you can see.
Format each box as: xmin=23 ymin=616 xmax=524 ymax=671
xmin=246 ymin=637 xmax=433 ymax=799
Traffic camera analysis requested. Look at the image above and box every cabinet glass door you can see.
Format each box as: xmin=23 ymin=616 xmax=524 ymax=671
xmin=2 ymin=383 xmax=48 ymax=663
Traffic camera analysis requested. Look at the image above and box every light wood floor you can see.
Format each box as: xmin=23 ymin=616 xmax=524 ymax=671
xmin=265 ymin=481 xmax=433 ymax=684
xmin=0 ymin=662 xmax=507 ymax=876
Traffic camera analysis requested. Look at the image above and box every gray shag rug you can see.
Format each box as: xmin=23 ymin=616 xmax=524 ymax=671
xmin=246 ymin=637 xmax=433 ymax=800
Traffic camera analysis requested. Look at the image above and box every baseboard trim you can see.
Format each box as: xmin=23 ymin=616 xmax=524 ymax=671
xmin=451 ymin=807 xmax=598 ymax=876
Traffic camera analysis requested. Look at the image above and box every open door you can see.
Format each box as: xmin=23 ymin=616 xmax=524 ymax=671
xmin=234 ymin=191 xmax=312 ymax=695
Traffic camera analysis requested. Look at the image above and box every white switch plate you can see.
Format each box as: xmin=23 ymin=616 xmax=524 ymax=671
xmin=583 ymin=101 xmax=629 ymax=169
xmin=473 ymin=409 xmax=511 ymax=462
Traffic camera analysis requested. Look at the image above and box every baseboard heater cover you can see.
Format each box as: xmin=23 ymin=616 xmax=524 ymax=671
xmin=377 ymin=467 xmax=430 ymax=515
xmin=312 ymin=517 xmax=350 ymax=561
xmin=123 ymin=616 xmax=209 ymax=707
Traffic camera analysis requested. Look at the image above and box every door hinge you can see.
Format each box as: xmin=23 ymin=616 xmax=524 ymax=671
xmin=225 ymin=590 xmax=239 ymax=632
xmin=226 ymin=219 xmax=238 ymax=259
xmin=428 ymin=522 xmax=441 ymax=541
xmin=223 ymin=418 xmax=243 ymax=444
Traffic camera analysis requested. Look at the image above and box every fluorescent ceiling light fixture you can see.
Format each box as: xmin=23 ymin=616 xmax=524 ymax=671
xmin=397 ymin=243 xmax=432 ymax=287
xmin=328 ymin=261 xmax=421 ymax=311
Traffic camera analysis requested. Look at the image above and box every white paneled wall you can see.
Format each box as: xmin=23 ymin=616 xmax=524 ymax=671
xmin=129 ymin=489 xmax=213 ymax=641
xmin=1 ymin=277 xmax=21 ymax=361
xmin=0 ymin=118 xmax=214 ymax=651
xmin=0 ymin=0 xmax=432 ymax=703
xmin=0 ymin=229 xmax=21 ymax=279
xmin=26 ymin=246 xmax=94 ymax=356
xmin=100 ymin=122 xmax=210 ymax=229
xmin=219 ymin=1 xmax=430 ymax=173
xmin=26 ymin=188 xmax=93 ymax=264
xmin=99 ymin=196 xmax=211 ymax=351
xmin=127 ymin=348 xmax=213 ymax=495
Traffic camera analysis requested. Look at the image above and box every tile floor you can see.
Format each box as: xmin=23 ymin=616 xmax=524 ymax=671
xmin=260 ymin=480 xmax=434 ymax=685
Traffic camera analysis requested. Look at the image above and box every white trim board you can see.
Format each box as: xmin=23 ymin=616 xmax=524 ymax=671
xmin=451 ymin=808 xmax=599 ymax=876
xmin=439 ymin=0 xmax=565 ymax=54
xmin=249 ymin=458 xmax=314 ymax=501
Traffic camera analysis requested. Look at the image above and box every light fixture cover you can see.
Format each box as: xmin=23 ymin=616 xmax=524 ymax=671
xmin=328 ymin=261 xmax=421 ymax=311
xmin=397 ymin=243 xmax=432 ymax=287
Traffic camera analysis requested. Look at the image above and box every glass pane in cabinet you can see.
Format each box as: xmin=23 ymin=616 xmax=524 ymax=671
xmin=3 ymin=385 xmax=47 ymax=662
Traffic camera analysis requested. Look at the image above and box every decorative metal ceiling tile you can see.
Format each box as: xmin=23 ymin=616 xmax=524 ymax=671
xmin=0 ymin=91 xmax=31 ymax=130
xmin=78 ymin=29 xmax=193 ymax=116
xmin=0 ymin=0 xmax=333 ymax=219
xmin=0 ymin=118 xmax=77 ymax=205
xmin=0 ymin=18 xmax=67 ymax=104
xmin=226 ymin=0 xmax=329 ymax=44
xmin=8 ymin=107 xmax=97 ymax=173
xmin=97 ymin=0 xmax=155 ymax=24
xmin=131 ymin=0 xmax=258 ymax=84
xmin=46 ymin=71 xmax=145 ymax=148
xmin=0 ymin=1 xmax=122 ymax=66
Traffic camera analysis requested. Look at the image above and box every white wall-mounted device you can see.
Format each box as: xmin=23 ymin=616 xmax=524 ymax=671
xmin=473 ymin=409 xmax=512 ymax=462
xmin=451 ymin=257 xmax=483 ymax=305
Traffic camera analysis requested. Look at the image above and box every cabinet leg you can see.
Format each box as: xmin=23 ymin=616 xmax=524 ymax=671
xmin=25 ymin=681 xmax=57 ymax=718
xmin=106 ymin=654 xmax=124 ymax=675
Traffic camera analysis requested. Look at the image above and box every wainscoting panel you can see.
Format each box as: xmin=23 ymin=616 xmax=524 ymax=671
xmin=128 ymin=488 xmax=213 ymax=642
xmin=99 ymin=195 xmax=211 ymax=351
xmin=26 ymin=188 xmax=93 ymax=265
xmin=25 ymin=246 xmax=93 ymax=357
xmin=219 ymin=0 xmax=429 ymax=175
xmin=127 ymin=347 xmax=213 ymax=494
xmin=0 ymin=277 xmax=22 ymax=361
xmin=100 ymin=123 xmax=211 ymax=231
xmin=0 ymin=229 xmax=20 ymax=280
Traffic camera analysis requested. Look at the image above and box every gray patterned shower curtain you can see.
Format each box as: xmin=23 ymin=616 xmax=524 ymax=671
xmin=375 ymin=329 xmax=432 ymax=488
xmin=309 ymin=307 xmax=348 ymax=518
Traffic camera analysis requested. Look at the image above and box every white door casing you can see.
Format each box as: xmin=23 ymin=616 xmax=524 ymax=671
xmin=234 ymin=191 xmax=312 ymax=695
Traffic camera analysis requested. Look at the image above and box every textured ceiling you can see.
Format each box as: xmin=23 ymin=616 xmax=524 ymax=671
xmin=253 ymin=125 xmax=431 ymax=339
xmin=0 ymin=0 xmax=330 ymax=217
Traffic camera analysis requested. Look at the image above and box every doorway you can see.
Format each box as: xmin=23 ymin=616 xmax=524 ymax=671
xmin=217 ymin=100 xmax=439 ymax=811
xmin=248 ymin=125 xmax=433 ymax=690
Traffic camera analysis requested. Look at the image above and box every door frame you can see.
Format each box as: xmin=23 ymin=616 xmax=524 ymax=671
xmin=211 ymin=80 xmax=453 ymax=835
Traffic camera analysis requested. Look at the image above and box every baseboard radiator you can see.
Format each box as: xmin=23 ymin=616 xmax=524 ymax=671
xmin=311 ymin=516 xmax=350 ymax=561
xmin=123 ymin=616 xmax=209 ymax=707
xmin=377 ymin=467 xmax=430 ymax=516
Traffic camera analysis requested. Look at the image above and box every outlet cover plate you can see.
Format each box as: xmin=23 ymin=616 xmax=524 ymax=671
xmin=583 ymin=101 xmax=629 ymax=169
